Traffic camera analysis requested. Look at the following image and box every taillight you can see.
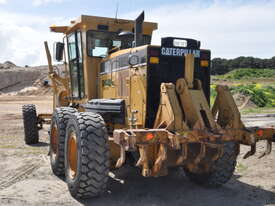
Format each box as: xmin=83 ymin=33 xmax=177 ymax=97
xmin=200 ymin=60 xmax=209 ymax=67
xmin=149 ymin=57 xmax=159 ymax=64
xmin=149 ymin=48 xmax=160 ymax=64
xmin=200 ymin=50 xmax=211 ymax=67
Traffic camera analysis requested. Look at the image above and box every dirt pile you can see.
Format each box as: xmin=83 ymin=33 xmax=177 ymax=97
xmin=0 ymin=61 xmax=17 ymax=69
xmin=0 ymin=64 xmax=65 ymax=96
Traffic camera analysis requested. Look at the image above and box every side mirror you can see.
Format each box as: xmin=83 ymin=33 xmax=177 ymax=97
xmin=53 ymin=42 xmax=64 ymax=62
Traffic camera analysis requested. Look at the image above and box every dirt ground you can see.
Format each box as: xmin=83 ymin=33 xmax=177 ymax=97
xmin=0 ymin=95 xmax=275 ymax=206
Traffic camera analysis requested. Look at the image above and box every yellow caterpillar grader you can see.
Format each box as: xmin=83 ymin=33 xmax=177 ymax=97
xmin=22 ymin=11 xmax=275 ymax=199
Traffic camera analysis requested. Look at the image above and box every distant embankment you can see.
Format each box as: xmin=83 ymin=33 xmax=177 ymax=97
xmin=0 ymin=69 xmax=42 ymax=93
xmin=211 ymin=56 xmax=275 ymax=75
xmin=0 ymin=62 xmax=52 ymax=95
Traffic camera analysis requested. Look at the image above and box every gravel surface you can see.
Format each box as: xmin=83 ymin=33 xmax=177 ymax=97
xmin=0 ymin=95 xmax=274 ymax=206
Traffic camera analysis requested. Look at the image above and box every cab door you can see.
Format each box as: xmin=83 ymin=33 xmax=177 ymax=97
xmin=67 ymin=31 xmax=85 ymax=99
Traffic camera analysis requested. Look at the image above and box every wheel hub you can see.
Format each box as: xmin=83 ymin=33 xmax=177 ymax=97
xmin=68 ymin=131 xmax=78 ymax=179
xmin=50 ymin=124 xmax=58 ymax=161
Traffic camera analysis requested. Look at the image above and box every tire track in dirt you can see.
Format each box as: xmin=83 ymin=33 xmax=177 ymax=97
xmin=0 ymin=160 xmax=41 ymax=190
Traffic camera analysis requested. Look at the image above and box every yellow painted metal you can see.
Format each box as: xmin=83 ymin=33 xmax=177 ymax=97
xmin=184 ymin=54 xmax=195 ymax=88
xmin=129 ymin=67 xmax=147 ymax=127
xmin=154 ymin=83 xmax=188 ymax=131
xmin=212 ymin=85 xmax=256 ymax=145
xmin=99 ymin=64 xmax=147 ymax=127
xmin=57 ymin=90 xmax=70 ymax=107
xmin=67 ymin=131 xmax=78 ymax=179
xmin=44 ymin=41 xmax=70 ymax=110
xmin=176 ymin=78 xmax=217 ymax=129
xmin=100 ymin=73 xmax=117 ymax=99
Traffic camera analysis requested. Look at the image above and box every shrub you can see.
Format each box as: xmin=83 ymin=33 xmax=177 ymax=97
xmin=224 ymin=68 xmax=275 ymax=80
xmin=230 ymin=84 xmax=275 ymax=107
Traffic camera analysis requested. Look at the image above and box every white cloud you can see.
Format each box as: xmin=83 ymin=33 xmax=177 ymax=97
xmin=0 ymin=0 xmax=7 ymax=4
xmin=144 ymin=1 xmax=275 ymax=58
xmin=123 ymin=0 xmax=275 ymax=59
xmin=32 ymin=0 xmax=64 ymax=6
xmin=0 ymin=11 xmax=70 ymax=66
xmin=1 ymin=1 xmax=275 ymax=66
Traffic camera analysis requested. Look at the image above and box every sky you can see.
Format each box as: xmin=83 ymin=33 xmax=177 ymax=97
xmin=0 ymin=0 xmax=275 ymax=66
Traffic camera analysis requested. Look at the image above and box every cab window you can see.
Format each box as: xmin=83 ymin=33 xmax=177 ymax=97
xmin=86 ymin=30 xmax=151 ymax=58
xmin=87 ymin=31 xmax=122 ymax=57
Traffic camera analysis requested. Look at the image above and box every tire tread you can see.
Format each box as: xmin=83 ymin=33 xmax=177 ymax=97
xmin=22 ymin=104 xmax=39 ymax=144
xmin=66 ymin=112 xmax=109 ymax=199
xmin=185 ymin=142 xmax=239 ymax=187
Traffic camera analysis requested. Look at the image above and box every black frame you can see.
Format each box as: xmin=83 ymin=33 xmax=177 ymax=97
xmin=67 ymin=31 xmax=85 ymax=99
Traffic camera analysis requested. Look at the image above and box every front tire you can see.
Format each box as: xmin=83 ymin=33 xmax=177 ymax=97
xmin=65 ymin=112 xmax=109 ymax=199
xmin=49 ymin=107 xmax=77 ymax=176
xmin=22 ymin=104 xmax=39 ymax=145
xmin=184 ymin=142 xmax=239 ymax=187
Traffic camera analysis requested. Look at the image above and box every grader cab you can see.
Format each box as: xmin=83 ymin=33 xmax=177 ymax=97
xmin=22 ymin=12 xmax=275 ymax=199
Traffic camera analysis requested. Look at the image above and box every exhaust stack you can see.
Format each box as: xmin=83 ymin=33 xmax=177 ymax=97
xmin=134 ymin=11 xmax=144 ymax=47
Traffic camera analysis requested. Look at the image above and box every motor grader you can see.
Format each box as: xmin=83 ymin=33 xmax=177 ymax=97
xmin=22 ymin=11 xmax=275 ymax=199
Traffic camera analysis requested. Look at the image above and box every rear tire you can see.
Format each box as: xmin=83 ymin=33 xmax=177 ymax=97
xmin=65 ymin=112 xmax=109 ymax=199
xmin=49 ymin=107 xmax=77 ymax=176
xmin=22 ymin=104 xmax=39 ymax=145
xmin=184 ymin=142 xmax=239 ymax=187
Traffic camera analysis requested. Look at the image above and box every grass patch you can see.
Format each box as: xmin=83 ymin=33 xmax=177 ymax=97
xmin=0 ymin=144 xmax=17 ymax=149
xmin=236 ymin=162 xmax=248 ymax=173
xmin=241 ymin=107 xmax=275 ymax=115
xmin=210 ymin=85 xmax=217 ymax=106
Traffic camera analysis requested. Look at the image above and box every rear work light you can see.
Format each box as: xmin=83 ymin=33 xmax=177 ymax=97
xmin=173 ymin=39 xmax=187 ymax=47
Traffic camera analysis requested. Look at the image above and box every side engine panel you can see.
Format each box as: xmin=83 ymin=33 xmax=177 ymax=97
xmin=98 ymin=46 xmax=148 ymax=128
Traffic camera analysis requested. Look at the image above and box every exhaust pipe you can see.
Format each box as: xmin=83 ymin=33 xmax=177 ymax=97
xmin=134 ymin=11 xmax=144 ymax=47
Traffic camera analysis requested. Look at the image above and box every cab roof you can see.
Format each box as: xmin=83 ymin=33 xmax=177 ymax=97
xmin=50 ymin=15 xmax=158 ymax=36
